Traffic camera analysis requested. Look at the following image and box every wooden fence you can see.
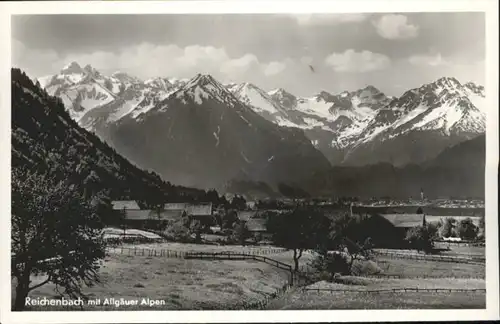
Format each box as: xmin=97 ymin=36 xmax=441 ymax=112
xmin=373 ymin=250 xmax=485 ymax=264
xmin=363 ymin=274 xmax=485 ymax=279
xmin=434 ymin=240 xmax=485 ymax=247
xmin=302 ymin=287 xmax=486 ymax=294
xmin=106 ymin=246 xmax=287 ymax=258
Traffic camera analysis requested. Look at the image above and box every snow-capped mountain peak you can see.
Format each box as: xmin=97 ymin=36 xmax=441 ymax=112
xmin=231 ymin=82 xmax=290 ymax=118
xmin=83 ymin=64 xmax=100 ymax=77
xmin=60 ymin=61 xmax=84 ymax=75
xmin=144 ymin=77 xmax=174 ymax=91
xmin=268 ymin=87 xmax=298 ymax=110
xmin=111 ymin=71 xmax=141 ymax=84
xmin=173 ymin=73 xmax=241 ymax=107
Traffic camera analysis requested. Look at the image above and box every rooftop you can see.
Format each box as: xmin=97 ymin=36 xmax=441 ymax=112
xmin=112 ymin=200 xmax=140 ymax=210
xmin=378 ymin=214 xmax=425 ymax=228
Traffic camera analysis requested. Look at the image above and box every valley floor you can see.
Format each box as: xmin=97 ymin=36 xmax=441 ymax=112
xmin=14 ymin=242 xmax=486 ymax=311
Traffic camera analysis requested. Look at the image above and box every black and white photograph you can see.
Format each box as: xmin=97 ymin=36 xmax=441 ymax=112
xmin=1 ymin=0 xmax=498 ymax=323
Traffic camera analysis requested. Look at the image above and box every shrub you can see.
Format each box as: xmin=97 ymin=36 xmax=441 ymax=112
xmin=309 ymin=252 xmax=350 ymax=281
xmin=164 ymin=219 xmax=190 ymax=242
xmin=456 ymin=218 xmax=479 ymax=241
xmin=405 ymin=225 xmax=434 ymax=253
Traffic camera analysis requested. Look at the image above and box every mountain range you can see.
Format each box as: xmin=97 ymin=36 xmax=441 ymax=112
xmin=34 ymin=62 xmax=486 ymax=196
xmin=12 ymin=68 xmax=208 ymax=204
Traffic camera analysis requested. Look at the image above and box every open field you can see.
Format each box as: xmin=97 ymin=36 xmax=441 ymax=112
xmin=433 ymin=243 xmax=485 ymax=257
xmin=375 ymin=256 xmax=485 ymax=278
xmin=15 ymin=253 xmax=289 ymax=311
xmin=120 ymin=242 xmax=286 ymax=254
xmin=308 ymin=277 xmax=485 ymax=290
xmin=267 ymin=275 xmax=485 ymax=309
xmin=267 ymin=290 xmax=485 ymax=309
xmin=13 ymin=241 xmax=486 ymax=310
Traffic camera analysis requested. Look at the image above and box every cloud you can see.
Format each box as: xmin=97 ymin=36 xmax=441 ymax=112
xmin=408 ymin=53 xmax=451 ymax=67
xmin=14 ymin=40 xmax=298 ymax=86
xmin=372 ymin=14 xmax=419 ymax=40
xmin=325 ymin=49 xmax=391 ymax=73
xmin=220 ymin=54 xmax=259 ymax=76
xmin=264 ymin=61 xmax=287 ymax=76
xmin=293 ymin=14 xmax=369 ymax=26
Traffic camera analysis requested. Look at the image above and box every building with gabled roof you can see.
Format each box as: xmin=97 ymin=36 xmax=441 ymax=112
xmin=237 ymin=210 xmax=259 ymax=222
xmin=363 ymin=213 xmax=426 ymax=248
xmin=164 ymin=202 xmax=189 ymax=211
xmin=112 ymin=200 xmax=140 ymax=210
xmin=379 ymin=214 xmax=426 ymax=228
xmin=186 ymin=202 xmax=212 ymax=216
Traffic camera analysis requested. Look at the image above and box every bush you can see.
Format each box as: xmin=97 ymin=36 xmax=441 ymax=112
xmin=309 ymin=252 xmax=350 ymax=281
xmin=164 ymin=219 xmax=191 ymax=242
xmin=440 ymin=217 xmax=457 ymax=238
xmin=405 ymin=225 xmax=434 ymax=253
xmin=456 ymin=218 xmax=479 ymax=241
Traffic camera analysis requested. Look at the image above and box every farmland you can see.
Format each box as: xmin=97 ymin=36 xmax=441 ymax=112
xmin=16 ymin=253 xmax=290 ymax=311
xmin=16 ymin=239 xmax=486 ymax=311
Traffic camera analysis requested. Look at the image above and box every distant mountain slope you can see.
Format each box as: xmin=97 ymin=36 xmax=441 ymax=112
xmin=12 ymin=68 xmax=206 ymax=202
xmin=102 ymin=74 xmax=332 ymax=189
xmin=265 ymin=78 xmax=485 ymax=166
xmin=304 ymin=134 xmax=485 ymax=199
xmin=343 ymin=77 xmax=485 ymax=166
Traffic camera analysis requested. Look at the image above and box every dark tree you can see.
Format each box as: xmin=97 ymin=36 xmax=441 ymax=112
xmin=221 ymin=209 xmax=239 ymax=229
xmin=405 ymin=225 xmax=434 ymax=253
xmin=267 ymin=207 xmax=330 ymax=271
xmin=310 ymin=251 xmax=350 ymax=281
xmin=232 ymin=221 xmax=250 ymax=246
xmin=426 ymin=221 xmax=440 ymax=240
xmin=456 ymin=218 xmax=479 ymax=241
xmin=230 ymin=195 xmax=247 ymax=210
xmin=164 ymin=217 xmax=190 ymax=242
xmin=478 ymin=215 xmax=485 ymax=239
xmin=416 ymin=207 xmax=424 ymax=214
xmin=11 ymin=168 xmax=105 ymax=311
xmin=189 ymin=219 xmax=203 ymax=243
xmin=440 ymin=217 xmax=457 ymax=238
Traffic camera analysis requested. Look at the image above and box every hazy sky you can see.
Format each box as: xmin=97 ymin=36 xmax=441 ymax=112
xmin=12 ymin=13 xmax=485 ymax=97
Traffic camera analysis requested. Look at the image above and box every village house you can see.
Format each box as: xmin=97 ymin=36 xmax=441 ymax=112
xmin=364 ymin=213 xmax=426 ymax=248
xmin=111 ymin=200 xmax=215 ymax=229
xmin=246 ymin=218 xmax=273 ymax=242
xmin=112 ymin=200 xmax=140 ymax=211
xmin=236 ymin=210 xmax=259 ymax=222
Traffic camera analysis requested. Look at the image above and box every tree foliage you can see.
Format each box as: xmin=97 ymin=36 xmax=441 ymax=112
xmin=456 ymin=218 xmax=479 ymax=241
xmin=231 ymin=221 xmax=251 ymax=245
xmin=267 ymin=207 xmax=330 ymax=271
xmin=277 ymin=182 xmax=310 ymax=199
xmin=310 ymin=252 xmax=350 ymax=281
xmin=11 ymin=167 xmax=105 ymax=311
xmin=221 ymin=209 xmax=239 ymax=229
xmin=404 ymin=225 xmax=434 ymax=253
xmin=230 ymin=195 xmax=247 ymax=211
xmin=440 ymin=217 xmax=457 ymax=238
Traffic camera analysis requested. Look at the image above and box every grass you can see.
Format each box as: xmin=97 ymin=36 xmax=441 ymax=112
xmin=14 ymin=253 xmax=290 ymax=311
xmin=308 ymin=277 xmax=485 ymax=290
xmin=432 ymin=243 xmax=485 ymax=257
xmin=374 ymin=256 xmax=485 ymax=278
xmin=120 ymin=242 xmax=285 ymax=254
xmin=267 ymin=290 xmax=485 ymax=309
xmin=12 ymin=242 xmax=486 ymax=311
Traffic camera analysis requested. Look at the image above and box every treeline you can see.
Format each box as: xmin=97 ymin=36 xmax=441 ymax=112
xmin=304 ymin=133 xmax=485 ymax=199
